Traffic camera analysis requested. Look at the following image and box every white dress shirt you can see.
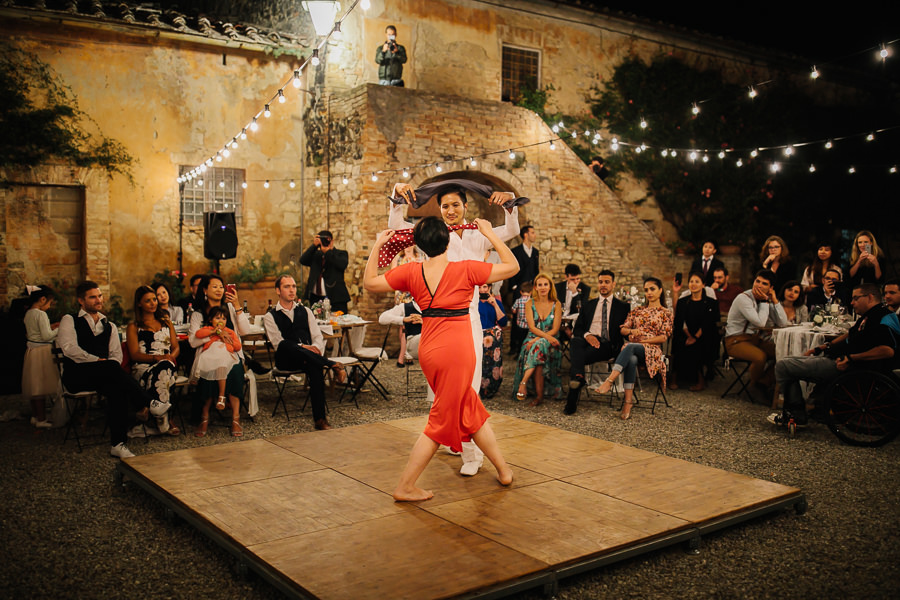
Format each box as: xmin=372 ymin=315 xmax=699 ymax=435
xmin=57 ymin=309 xmax=123 ymax=363
xmin=262 ymin=300 xmax=326 ymax=355
xmin=587 ymin=294 xmax=615 ymax=338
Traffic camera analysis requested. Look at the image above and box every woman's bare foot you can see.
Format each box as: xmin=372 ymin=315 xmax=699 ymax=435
xmin=496 ymin=467 xmax=514 ymax=486
xmin=392 ymin=486 xmax=434 ymax=502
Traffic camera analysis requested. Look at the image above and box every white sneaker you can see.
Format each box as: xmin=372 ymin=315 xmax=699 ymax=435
xmin=149 ymin=399 xmax=171 ymax=417
xmin=30 ymin=417 xmax=53 ymax=429
xmin=459 ymin=441 xmax=484 ymax=476
xmin=110 ymin=443 xmax=135 ymax=459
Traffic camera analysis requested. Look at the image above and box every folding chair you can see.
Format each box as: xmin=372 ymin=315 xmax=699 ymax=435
xmin=613 ymin=357 xmax=671 ymax=415
xmin=51 ymin=346 xmax=105 ymax=452
xmin=405 ymin=357 xmax=428 ymax=400
xmin=721 ymin=355 xmax=755 ymax=402
xmin=343 ymin=325 xmax=391 ymax=402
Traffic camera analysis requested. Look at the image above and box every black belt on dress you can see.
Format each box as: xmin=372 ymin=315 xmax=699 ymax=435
xmin=421 ymin=308 xmax=469 ymax=318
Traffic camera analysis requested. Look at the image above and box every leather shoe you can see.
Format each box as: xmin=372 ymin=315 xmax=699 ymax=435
xmin=563 ymin=388 xmax=579 ymax=415
xmin=314 ymin=418 xmax=331 ymax=430
xmin=246 ymin=358 xmax=271 ymax=375
xmin=568 ymin=375 xmax=585 ymax=390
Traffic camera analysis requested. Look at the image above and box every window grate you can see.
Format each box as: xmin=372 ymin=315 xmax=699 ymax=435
xmin=179 ymin=166 xmax=244 ymax=225
xmin=501 ymin=45 xmax=541 ymax=103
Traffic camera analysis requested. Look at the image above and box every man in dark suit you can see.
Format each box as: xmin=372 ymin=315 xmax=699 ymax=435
xmin=510 ymin=225 xmax=539 ymax=293
xmin=690 ymin=240 xmax=725 ymax=287
xmin=805 ymin=268 xmax=850 ymax=310
xmin=555 ymin=263 xmax=591 ymax=340
xmin=564 ymin=270 xmax=630 ymax=415
xmin=299 ymin=230 xmax=350 ymax=313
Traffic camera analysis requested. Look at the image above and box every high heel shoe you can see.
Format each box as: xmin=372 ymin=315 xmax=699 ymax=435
xmin=620 ymin=401 xmax=633 ymax=420
xmin=216 ymin=396 xmax=226 ymax=410
xmin=195 ymin=417 xmax=209 ymax=437
xmin=231 ymin=420 xmax=243 ymax=437
xmin=516 ymin=384 xmax=527 ymax=401
xmin=597 ymin=378 xmax=615 ymax=395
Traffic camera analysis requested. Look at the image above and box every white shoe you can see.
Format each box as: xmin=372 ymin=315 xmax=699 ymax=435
xmin=459 ymin=441 xmax=484 ymax=476
xmin=149 ymin=399 xmax=171 ymax=416
xmin=444 ymin=446 xmax=462 ymax=456
xmin=30 ymin=417 xmax=53 ymax=429
xmin=110 ymin=443 xmax=135 ymax=459
xmin=156 ymin=414 xmax=170 ymax=434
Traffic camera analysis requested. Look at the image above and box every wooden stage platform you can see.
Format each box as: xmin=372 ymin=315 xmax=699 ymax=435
xmin=117 ymin=414 xmax=804 ymax=599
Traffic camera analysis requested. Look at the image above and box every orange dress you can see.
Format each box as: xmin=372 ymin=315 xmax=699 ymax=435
xmin=385 ymin=260 xmax=492 ymax=452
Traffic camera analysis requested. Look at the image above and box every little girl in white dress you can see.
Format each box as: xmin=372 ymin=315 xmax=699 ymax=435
xmin=190 ymin=306 xmax=242 ymax=410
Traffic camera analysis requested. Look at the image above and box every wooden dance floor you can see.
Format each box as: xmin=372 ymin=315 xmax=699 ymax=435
xmin=117 ymin=414 xmax=804 ymax=599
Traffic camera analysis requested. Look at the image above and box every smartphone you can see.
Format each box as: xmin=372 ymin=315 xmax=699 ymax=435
xmin=226 ymin=283 xmax=236 ymax=296
xmin=674 ymin=272 xmax=682 ymax=285
xmin=864 ymin=243 xmax=872 ymax=254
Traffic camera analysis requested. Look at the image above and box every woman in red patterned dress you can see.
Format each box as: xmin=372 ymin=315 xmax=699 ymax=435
xmin=364 ymin=217 xmax=519 ymax=501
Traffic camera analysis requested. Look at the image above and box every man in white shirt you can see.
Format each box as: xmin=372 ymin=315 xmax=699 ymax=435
xmin=390 ymin=180 xmax=519 ymax=476
xmin=723 ymin=269 xmax=788 ymax=397
xmin=262 ymin=276 xmax=346 ymax=430
xmin=378 ymin=302 xmax=422 ymax=362
xmin=510 ymin=225 xmax=539 ymax=295
xmin=57 ymin=281 xmax=151 ymax=458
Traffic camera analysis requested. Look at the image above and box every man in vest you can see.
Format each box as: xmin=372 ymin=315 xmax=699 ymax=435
xmin=378 ymin=301 xmax=423 ymax=362
xmin=57 ymin=281 xmax=152 ymax=458
xmin=262 ymin=276 xmax=347 ymax=430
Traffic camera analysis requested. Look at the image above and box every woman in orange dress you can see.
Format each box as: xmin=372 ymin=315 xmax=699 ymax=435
xmin=364 ymin=216 xmax=519 ymax=501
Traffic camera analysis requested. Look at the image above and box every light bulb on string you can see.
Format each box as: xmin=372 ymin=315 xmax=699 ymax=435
xmin=718 ymin=151 xmax=726 ymax=159
xmin=469 ymin=157 xmax=477 ymax=167
xmin=371 ymin=173 xmax=378 ymax=182
xmin=848 ymin=166 xmax=856 ymax=174
xmin=290 ymin=180 xmax=296 ymax=188
xmin=231 ymin=138 xmax=238 ymax=149
xmin=770 ymin=162 xmax=780 ymax=173
xmin=783 ymin=146 xmax=793 ymax=157
xmin=825 ymin=140 xmax=833 ymax=149
xmin=866 ymin=132 xmax=875 ymax=141
xmin=240 ymin=128 xmax=247 ymax=140
xmin=250 ymin=118 xmax=259 ymax=132
xmin=661 ymin=149 xmax=668 ymax=157
xmin=263 ymin=180 xmax=270 ymax=189
xmin=640 ymin=117 xmax=647 ymax=129
xmin=277 ymin=89 xmax=286 ymax=104
xmin=435 ymin=164 xmax=443 ymax=173
xmin=241 ymin=181 xmax=248 ymax=189
xmin=584 ymin=130 xmax=590 ymax=136
xmin=640 ymin=143 xmax=647 ymax=152
xmin=342 ymin=175 xmax=348 ymax=184
xmin=557 ymin=121 xmax=564 ymax=129
xmin=222 ymin=148 xmax=230 ymax=158
xmin=689 ymin=151 xmax=698 ymax=161
xmin=750 ymin=149 xmax=758 ymax=158
xmin=670 ymin=150 xmax=677 ymax=157
xmin=809 ymin=164 xmax=816 ymax=173
xmin=702 ymin=153 xmax=709 ymax=163
xmin=508 ymin=150 xmax=516 ymax=159
xmin=206 ymin=159 xmax=213 ymax=167
xmin=200 ymin=164 xmax=208 ymax=174
xmin=402 ymin=168 xmax=410 ymax=178
xmin=552 ymin=125 xmax=559 ymax=133
xmin=811 ymin=65 xmax=819 ymax=79
xmin=219 ymin=180 xmax=225 ymax=188
xmin=264 ymin=105 xmax=271 ymax=118
xmin=748 ymin=86 xmax=758 ymax=99
xmin=311 ymin=49 xmax=320 ymax=67
xmin=879 ymin=44 xmax=889 ymax=61
xmin=332 ymin=21 xmax=342 ymax=39
xmin=691 ymin=103 xmax=700 ymax=116
xmin=736 ymin=159 xmax=743 ymax=167
xmin=293 ymin=70 xmax=302 ymax=88
xmin=197 ymin=178 xmax=204 ymax=186
xmin=549 ymin=141 xmax=556 ymax=150
xmin=592 ymin=138 xmax=598 ymax=145
xmin=215 ymin=153 xmax=222 ymax=162
xmin=361 ymin=0 xmax=371 ymax=9
xmin=635 ymin=145 xmax=642 ymax=154
xmin=571 ymin=131 xmax=577 ymax=138
xmin=889 ymin=166 xmax=897 ymax=174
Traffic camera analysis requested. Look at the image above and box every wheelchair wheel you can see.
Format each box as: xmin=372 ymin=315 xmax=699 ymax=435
xmin=825 ymin=371 xmax=900 ymax=447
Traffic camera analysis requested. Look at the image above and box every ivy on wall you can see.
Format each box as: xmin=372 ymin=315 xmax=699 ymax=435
xmin=0 ymin=42 xmax=134 ymax=179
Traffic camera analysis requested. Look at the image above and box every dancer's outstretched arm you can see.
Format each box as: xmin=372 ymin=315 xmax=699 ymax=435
xmin=474 ymin=218 xmax=518 ymax=283
xmin=364 ymin=230 xmax=396 ymax=293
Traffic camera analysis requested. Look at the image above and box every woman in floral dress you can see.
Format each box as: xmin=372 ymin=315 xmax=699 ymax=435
xmin=596 ymin=277 xmax=673 ymax=419
xmin=126 ymin=285 xmax=180 ymax=435
xmin=512 ymin=273 xmax=562 ymax=405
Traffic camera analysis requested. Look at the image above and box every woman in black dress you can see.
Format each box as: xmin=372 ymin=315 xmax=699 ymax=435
xmin=670 ymin=272 xmax=720 ymax=391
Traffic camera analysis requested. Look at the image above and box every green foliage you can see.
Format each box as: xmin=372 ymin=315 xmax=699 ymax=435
xmin=232 ymin=251 xmax=282 ymax=284
xmin=152 ymin=269 xmax=188 ymax=304
xmin=514 ymin=83 xmax=555 ymax=116
xmin=0 ymin=42 xmax=134 ymax=178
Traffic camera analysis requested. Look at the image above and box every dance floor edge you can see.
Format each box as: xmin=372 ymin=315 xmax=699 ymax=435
xmin=116 ymin=414 xmax=804 ymax=600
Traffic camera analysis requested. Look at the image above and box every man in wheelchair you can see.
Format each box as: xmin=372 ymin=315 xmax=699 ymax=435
xmin=769 ymin=283 xmax=900 ymax=428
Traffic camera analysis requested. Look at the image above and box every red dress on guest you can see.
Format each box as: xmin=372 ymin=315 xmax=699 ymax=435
xmin=385 ymin=260 xmax=492 ymax=452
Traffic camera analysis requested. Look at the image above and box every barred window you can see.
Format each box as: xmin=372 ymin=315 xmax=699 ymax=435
xmin=501 ymin=45 xmax=541 ymax=103
xmin=179 ymin=166 xmax=244 ymax=225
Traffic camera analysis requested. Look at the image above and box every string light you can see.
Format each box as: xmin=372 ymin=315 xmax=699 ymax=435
xmin=689 ymin=151 xmax=698 ymax=161
xmin=263 ymin=180 xmax=270 ymax=188
xmin=783 ymin=146 xmax=793 ymax=157
xmin=342 ymin=175 xmax=348 ymax=184
xmin=661 ymin=149 xmax=668 ymax=157
xmin=311 ymin=49 xmax=320 ymax=67
xmin=371 ymin=173 xmax=378 ymax=182
xmin=551 ymin=124 xmax=559 ymax=133
xmin=264 ymin=104 xmax=271 ymax=118
xmin=292 ymin=70 xmax=302 ymax=88
xmin=206 ymin=159 xmax=213 ymax=167
xmin=242 ymin=181 xmax=248 ymax=188
xmin=240 ymin=128 xmax=247 ymax=140
xmin=313 ymin=179 xmax=320 ymax=187
xmin=469 ymin=157 xmax=477 ymax=167
xmin=435 ymin=164 xmax=443 ymax=172
xmin=770 ymin=162 xmax=780 ymax=173
xmin=718 ymin=151 xmax=726 ymax=159
xmin=215 ymin=153 xmax=222 ymax=162
xmin=508 ymin=150 xmax=516 ymax=159
xmin=332 ymin=21 xmax=342 ymax=39
xmin=748 ymin=86 xmax=758 ymax=99
xmin=361 ymin=0 xmax=371 ymax=9
xmin=736 ymin=159 xmax=743 ymax=167
xmin=878 ymin=44 xmax=889 ymax=61
xmin=277 ymin=89 xmax=286 ymax=103
xmin=848 ymin=166 xmax=856 ymax=174
xmin=219 ymin=180 xmax=225 ymax=187
xmin=890 ymin=166 xmax=897 ymax=174
xmin=701 ymin=153 xmax=708 ymax=162
xmin=549 ymin=142 xmax=556 ymax=150
xmin=250 ymin=118 xmax=258 ymax=132
xmin=290 ymin=179 xmax=296 ymax=188
xmin=750 ymin=149 xmax=758 ymax=158
xmin=809 ymin=164 xmax=816 ymax=173
xmin=866 ymin=132 xmax=875 ymax=141
xmin=200 ymin=164 xmax=207 ymax=173
xmin=811 ymin=65 xmax=820 ymax=79
xmin=640 ymin=117 xmax=647 ymax=129
xmin=402 ymin=168 xmax=410 ymax=178
xmin=197 ymin=178 xmax=204 ymax=186
xmin=230 ymin=137 xmax=238 ymax=149
xmin=691 ymin=103 xmax=700 ymax=116
xmin=825 ymin=140 xmax=833 ymax=149
xmin=222 ymin=148 xmax=230 ymax=158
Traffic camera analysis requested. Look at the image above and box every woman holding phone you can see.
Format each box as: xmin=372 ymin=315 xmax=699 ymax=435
xmin=848 ymin=230 xmax=884 ymax=287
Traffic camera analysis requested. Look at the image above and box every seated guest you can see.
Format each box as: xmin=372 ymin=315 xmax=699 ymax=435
xmin=21 ymin=285 xmax=59 ymax=428
xmin=192 ymin=306 xmax=245 ymax=436
xmin=58 ymin=281 xmax=152 ymax=458
xmin=508 ymin=280 xmax=532 ymax=357
xmin=555 ymin=263 xmax=591 ymax=340
xmin=848 ymin=230 xmax=885 ymax=287
xmin=723 ymin=270 xmax=788 ymax=398
xmin=670 ymin=273 xmax=720 ymax=391
xmin=390 ymin=245 xmax=423 ymax=366
xmin=152 ymin=282 xmax=183 ymax=325
xmin=805 ymin=268 xmax=850 ymax=310
xmin=801 ymin=243 xmax=842 ymax=293
xmin=779 ymin=280 xmax=808 ymax=325
xmin=760 ymin=235 xmax=795 ymax=294
xmin=884 ymin=280 xmax=900 ymax=315
xmin=127 ymin=285 xmax=180 ymax=436
xmin=711 ymin=267 xmax=743 ymax=315
xmin=378 ymin=299 xmax=422 ymax=363
xmin=478 ymin=284 xmax=507 ymax=399
xmin=690 ymin=240 xmax=725 ymax=287
xmin=770 ymin=283 xmax=899 ymax=428
xmin=564 ymin=269 xmax=630 ymax=415
xmin=594 ymin=277 xmax=673 ymax=419
xmin=189 ymin=274 xmax=258 ymax=425
xmin=262 ymin=275 xmax=347 ymax=431
xmin=512 ymin=273 xmax=562 ymax=406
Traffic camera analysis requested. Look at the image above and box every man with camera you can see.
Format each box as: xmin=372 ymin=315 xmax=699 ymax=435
xmin=769 ymin=283 xmax=899 ymax=428
xmin=376 ymin=25 xmax=407 ymax=86
xmin=299 ymin=230 xmax=350 ymax=313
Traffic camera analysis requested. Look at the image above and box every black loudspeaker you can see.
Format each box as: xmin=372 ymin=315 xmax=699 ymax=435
xmin=203 ymin=212 xmax=238 ymax=259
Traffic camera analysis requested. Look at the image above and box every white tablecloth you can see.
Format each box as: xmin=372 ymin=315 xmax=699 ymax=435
xmin=773 ymin=326 xmax=826 ymax=362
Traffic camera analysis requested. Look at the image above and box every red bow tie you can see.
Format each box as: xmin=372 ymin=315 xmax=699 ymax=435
xmin=378 ymin=223 xmax=478 ymax=267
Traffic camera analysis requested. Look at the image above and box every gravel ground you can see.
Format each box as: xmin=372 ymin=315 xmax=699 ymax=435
xmin=1 ymin=357 xmax=898 ymax=600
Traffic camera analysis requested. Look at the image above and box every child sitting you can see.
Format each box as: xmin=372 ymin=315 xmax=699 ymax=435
xmin=191 ymin=306 xmax=242 ymax=412
xmin=509 ymin=280 xmax=532 ymax=357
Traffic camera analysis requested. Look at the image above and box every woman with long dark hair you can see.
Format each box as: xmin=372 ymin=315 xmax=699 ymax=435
xmin=670 ymin=273 xmax=719 ymax=391
xmin=126 ymin=285 xmax=180 ymax=435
